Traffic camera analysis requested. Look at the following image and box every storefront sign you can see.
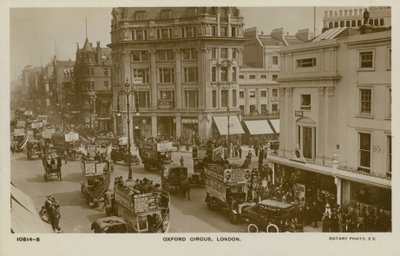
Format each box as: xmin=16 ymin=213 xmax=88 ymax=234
xmin=132 ymin=77 xmax=143 ymax=84
xmin=17 ymin=121 xmax=26 ymax=127
xmin=24 ymin=110 xmax=33 ymax=116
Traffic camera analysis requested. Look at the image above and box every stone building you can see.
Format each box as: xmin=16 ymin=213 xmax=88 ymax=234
xmin=74 ymin=39 xmax=113 ymax=131
xmin=268 ymin=26 xmax=391 ymax=214
xmin=109 ymin=7 xmax=246 ymax=142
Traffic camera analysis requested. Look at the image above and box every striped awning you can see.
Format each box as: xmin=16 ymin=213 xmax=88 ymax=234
xmin=213 ymin=116 xmax=245 ymax=135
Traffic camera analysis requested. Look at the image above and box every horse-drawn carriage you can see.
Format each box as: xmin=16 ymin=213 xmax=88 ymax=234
xmin=80 ymin=160 xmax=111 ymax=207
xmin=42 ymin=153 xmax=62 ymax=181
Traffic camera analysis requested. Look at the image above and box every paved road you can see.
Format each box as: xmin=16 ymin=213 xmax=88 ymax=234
xmin=10 ymin=151 xmax=250 ymax=233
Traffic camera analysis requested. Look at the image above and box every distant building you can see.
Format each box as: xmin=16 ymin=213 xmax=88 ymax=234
xmin=323 ymin=6 xmax=391 ymax=31
xmin=109 ymin=7 xmax=246 ymax=141
xmin=268 ymin=25 xmax=391 ymax=215
xmin=74 ymin=39 xmax=113 ymax=131
xmin=238 ymin=27 xmax=311 ymax=142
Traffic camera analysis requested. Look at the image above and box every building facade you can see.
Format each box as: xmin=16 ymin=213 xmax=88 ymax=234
xmin=74 ymin=39 xmax=113 ymax=131
xmin=109 ymin=7 xmax=246 ymax=142
xmin=268 ymin=27 xmax=391 ymax=216
xmin=240 ymin=27 xmax=311 ymax=117
xmin=323 ymin=6 xmax=391 ymax=31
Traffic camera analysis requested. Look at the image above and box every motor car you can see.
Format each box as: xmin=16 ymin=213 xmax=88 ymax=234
xmin=230 ymin=199 xmax=303 ymax=233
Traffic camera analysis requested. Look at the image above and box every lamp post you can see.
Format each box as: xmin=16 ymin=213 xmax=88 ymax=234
xmin=227 ymin=105 xmax=231 ymax=159
xmin=117 ymin=80 xmax=137 ymax=181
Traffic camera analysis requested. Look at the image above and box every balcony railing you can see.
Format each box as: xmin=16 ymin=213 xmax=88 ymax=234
xmin=271 ymin=149 xmax=391 ymax=181
xmin=157 ymin=99 xmax=175 ymax=109
xmin=242 ymin=111 xmax=280 ymax=119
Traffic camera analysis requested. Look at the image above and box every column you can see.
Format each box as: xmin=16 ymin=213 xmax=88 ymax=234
xmin=113 ymin=116 xmax=117 ymax=135
xmin=198 ymin=47 xmax=207 ymax=109
xmin=151 ymin=114 xmax=157 ymax=137
xmin=122 ymin=50 xmax=131 ymax=82
xmin=175 ymin=49 xmax=182 ymax=109
xmin=335 ymin=177 xmax=342 ymax=206
xmin=175 ymin=114 xmax=182 ymax=138
xmin=150 ymin=50 xmax=157 ymax=109
xmin=244 ymin=89 xmax=250 ymax=114
xmin=256 ymin=88 xmax=260 ymax=113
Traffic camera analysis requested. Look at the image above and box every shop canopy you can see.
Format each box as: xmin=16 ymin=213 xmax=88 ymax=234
xmin=213 ymin=116 xmax=245 ymax=135
xmin=270 ymin=119 xmax=280 ymax=133
xmin=244 ymin=120 xmax=275 ymax=135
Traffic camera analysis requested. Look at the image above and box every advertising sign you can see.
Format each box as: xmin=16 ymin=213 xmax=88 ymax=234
xmin=65 ymin=132 xmax=79 ymax=142
xmin=31 ymin=121 xmax=43 ymax=129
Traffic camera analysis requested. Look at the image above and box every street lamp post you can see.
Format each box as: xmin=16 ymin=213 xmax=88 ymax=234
xmin=117 ymin=80 xmax=137 ymax=181
xmin=227 ymin=106 xmax=230 ymax=158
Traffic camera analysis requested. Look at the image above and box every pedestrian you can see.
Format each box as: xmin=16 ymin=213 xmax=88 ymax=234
xmin=50 ymin=198 xmax=61 ymax=233
xmin=238 ymin=146 xmax=242 ymax=159
xmin=63 ymin=150 xmax=68 ymax=164
xmin=180 ymin=156 xmax=184 ymax=167
xmin=330 ymin=210 xmax=340 ymax=232
xmin=181 ymin=179 xmax=191 ymax=200
xmin=10 ymin=143 xmax=15 ymax=154
xmin=322 ymin=212 xmax=331 ymax=232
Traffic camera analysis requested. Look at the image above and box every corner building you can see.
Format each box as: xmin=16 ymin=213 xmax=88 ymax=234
xmin=268 ymin=27 xmax=391 ymax=216
xmin=109 ymin=7 xmax=246 ymax=141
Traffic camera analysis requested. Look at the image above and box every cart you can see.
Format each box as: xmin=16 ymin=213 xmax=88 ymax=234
xmin=42 ymin=153 xmax=62 ymax=181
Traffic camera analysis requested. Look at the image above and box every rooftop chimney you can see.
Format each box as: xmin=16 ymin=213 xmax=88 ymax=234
xmin=295 ymin=28 xmax=312 ymax=41
xmin=270 ymin=28 xmax=285 ymax=41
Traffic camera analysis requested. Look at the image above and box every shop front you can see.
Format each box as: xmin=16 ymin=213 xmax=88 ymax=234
xmin=134 ymin=116 xmax=152 ymax=139
xmin=157 ymin=116 xmax=175 ymax=139
xmin=275 ymin=163 xmax=337 ymax=205
xmin=181 ymin=117 xmax=198 ymax=143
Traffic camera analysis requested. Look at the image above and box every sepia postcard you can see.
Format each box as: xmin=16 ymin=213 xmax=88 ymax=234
xmin=0 ymin=0 xmax=399 ymax=256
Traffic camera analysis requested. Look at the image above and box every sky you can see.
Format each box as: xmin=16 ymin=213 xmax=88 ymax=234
xmin=10 ymin=6 xmax=351 ymax=80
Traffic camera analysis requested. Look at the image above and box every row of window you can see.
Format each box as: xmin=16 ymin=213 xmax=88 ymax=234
xmin=132 ymin=67 xmax=198 ymax=84
xmin=239 ymin=73 xmax=278 ymax=81
xmin=133 ymin=8 xmax=233 ymax=21
xmin=299 ymin=87 xmax=391 ymax=118
xmin=239 ymin=104 xmax=279 ymax=115
xmin=296 ymin=49 xmax=391 ymax=70
xmin=81 ymin=81 xmax=110 ymax=90
xmin=127 ymin=89 xmax=239 ymax=109
xmin=296 ymin=125 xmax=391 ymax=174
xmin=327 ymin=18 xmax=385 ymax=29
xmin=238 ymin=89 xmax=278 ymax=99
xmin=131 ymin=48 xmax=238 ymax=62
xmin=211 ymin=66 xmax=237 ymax=82
xmin=128 ymin=25 xmax=240 ymax=41
xmin=76 ymin=68 xmax=109 ymax=77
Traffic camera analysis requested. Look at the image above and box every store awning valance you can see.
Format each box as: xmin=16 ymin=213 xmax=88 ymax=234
xmin=269 ymin=119 xmax=280 ymax=133
xmin=213 ymin=116 xmax=244 ymax=135
xmin=244 ymin=120 xmax=274 ymax=135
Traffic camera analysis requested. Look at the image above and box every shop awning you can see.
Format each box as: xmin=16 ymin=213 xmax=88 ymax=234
xmin=213 ymin=116 xmax=244 ymax=135
xmin=269 ymin=119 xmax=280 ymax=133
xmin=244 ymin=120 xmax=275 ymax=135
